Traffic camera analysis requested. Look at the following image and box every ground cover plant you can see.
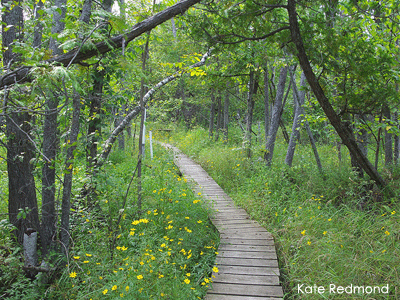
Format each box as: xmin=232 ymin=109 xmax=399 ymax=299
xmin=0 ymin=143 xmax=219 ymax=299
xmin=167 ymin=125 xmax=400 ymax=300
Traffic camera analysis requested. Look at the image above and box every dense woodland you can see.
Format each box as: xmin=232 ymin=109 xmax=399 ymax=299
xmin=0 ymin=0 xmax=400 ymax=298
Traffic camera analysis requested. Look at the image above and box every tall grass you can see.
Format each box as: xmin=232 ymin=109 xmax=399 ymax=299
xmin=167 ymin=125 xmax=400 ymax=299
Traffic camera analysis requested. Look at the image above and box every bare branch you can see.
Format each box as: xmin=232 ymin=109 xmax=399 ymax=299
xmin=214 ymin=26 xmax=290 ymax=45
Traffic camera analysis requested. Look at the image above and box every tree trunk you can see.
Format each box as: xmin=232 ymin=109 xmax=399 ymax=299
xmin=375 ymin=114 xmax=383 ymax=170
xmin=137 ymin=31 xmax=151 ymax=211
xmin=383 ymin=105 xmax=393 ymax=166
xmin=215 ymin=94 xmax=222 ymax=142
xmin=285 ymin=71 xmax=306 ymax=166
xmin=41 ymin=0 xmax=67 ymax=257
xmin=6 ymin=112 xmax=40 ymax=244
xmin=223 ymin=85 xmax=229 ymax=143
xmin=33 ymin=0 xmax=44 ymax=48
xmin=264 ymin=66 xmax=288 ymax=166
xmin=245 ymin=70 xmax=256 ymax=158
xmin=40 ymin=96 xmax=59 ymax=256
xmin=288 ymin=0 xmax=389 ymax=192
xmin=264 ymin=61 xmax=270 ymax=144
xmin=3 ymin=0 xmax=40 ymax=244
xmin=116 ymin=104 xmax=126 ymax=151
xmin=209 ymin=91 xmax=215 ymax=138
xmin=86 ymin=70 xmax=104 ymax=173
xmin=394 ymin=111 xmax=399 ymax=164
xmin=60 ymin=93 xmax=81 ymax=255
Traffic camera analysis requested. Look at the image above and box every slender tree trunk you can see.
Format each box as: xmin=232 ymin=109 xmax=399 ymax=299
xmin=394 ymin=111 xmax=399 ymax=164
xmin=288 ymin=0 xmax=389 ymax=191
xmin=264 ymin=66 xmax=288 ymax=166
xmin=264 ymin=61 xmax=270 ymax=144
xmin=209 ymin=91 xmax=215 ymax=138
xmin=60 ymin=93 xmax=81 ymax=255
xmin=215 ymin=94 xmax=222 ymax=142
xmin=33 ymin=0 xmax=44 ymax=48
xmin=375 ymin=114 xmax=383 ymax=170
xmin=137 ymin=31 xmax=151 ymax=211
xmin=40 ymin=95 xmax=59 ymax=256
xmin=245 ymin=70 xmax=257 ymax=158
xmin=117 ymin=104 xmax=126 ymax=150
xmin=223 ymin=85 xmax=229 ymax=143
xmin=279 ymin=120 xmax=290 ymax=144
xmin=287 ymin=69 xmax=323 ymax=172
xmin=383 ymin=105 xmax=393 ymax=166
xmin=285 ymin=71 xmax=306 ymax=166
xmin=40 ymin=0 xmax=67 ymax=257
xmin=86 ymin=72 xmax=104 ymax=173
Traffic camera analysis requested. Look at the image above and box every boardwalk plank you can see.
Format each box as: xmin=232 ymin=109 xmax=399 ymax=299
xmin=219 ymin=250 xmax=277 ymax=260
xmin=216 ymin=265 xmax=280 ymax=276
xmin=212 ymin=273 xmax=280 ymax=285
xmin=208 ymin=283 xmax=284 ymax=297
xmin=215 ymin=257 xmax=279 ymax=268
xmin=220 ymin=238 xmax=275 ymax=246
xmin=206 ymin=295 xmax=283 ymax=300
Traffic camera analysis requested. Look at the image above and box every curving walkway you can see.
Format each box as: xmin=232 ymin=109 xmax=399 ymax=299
xmin=163 ymin=144 xmax=284 ymax=300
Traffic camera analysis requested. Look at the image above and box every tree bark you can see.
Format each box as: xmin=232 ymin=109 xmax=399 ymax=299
xmin=60 ymin=93 xmax=81 ymax=255
xmin=394 ymin=111 xmax=399 ymax=164
xmin=287 ymin=0 xmax=388 ymax=191
xmin=40 ymin=95 xmax=59 ymax=256
xmin=33 ymin=0 xmax=44 ymax=48
xmin=285 ymin=71 xmax=306 ymax=166
xmin=6 ymin=112 xmax=40 ymax=244
xmin=264 ymin=66 xmax=288 ymax=166
xmin=3 ymin=0 xmax=40 ymax=244
xmin=289 ymin=69 xmax=323 ymax=173
xmin=0 ymin=0 xmax=203 ymax=90
xmin=41 ymin=0 xmax=67 ymax=256
xmin=264 ymin=61 xmax=270 ymax=144
xmin=223 ymin=84 xmax=229 ymax=143
xmin=245 ymin=70 xmax=256 ymax=158
xmin=137 ymin=31 xmax=151 ymax=210
xmin=208 ymin=91 xmax=215 ymax=138
xmin=215 ymin=94 xmax=222 ymax=142
xmin=383 ymin=105 xmax=393 ymax=166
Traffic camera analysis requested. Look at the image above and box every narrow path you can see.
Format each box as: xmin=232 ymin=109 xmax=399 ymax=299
xmin=163 ymin=144 xmax=283 ymax=300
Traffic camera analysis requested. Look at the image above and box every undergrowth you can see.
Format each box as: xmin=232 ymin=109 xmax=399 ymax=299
xmin=165 ymin=125 xmax=400 ymax=300
xmin=0 ymin=143 xmax=219 ymax=299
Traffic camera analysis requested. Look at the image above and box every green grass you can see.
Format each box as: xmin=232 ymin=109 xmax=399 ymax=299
xmin=0 ymin=143 xmax=219 ymax=299
xmin=166 ymin=125 xmax=400 ymax=300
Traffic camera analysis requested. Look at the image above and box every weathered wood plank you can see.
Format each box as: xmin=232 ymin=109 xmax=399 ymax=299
xmin=219 ymin=250 xmax=277 ymax=260
xmin=212 ymin=273 xmax=280 ymax=285
xmin=206 ymin=294 xmax=283 ymax=300
xmin=216 ymin=265 xmax=280 ymax=276
xmin=218 ymin=244 xmax=277 ymax=252
xmin=208 ymin=283 xmax=284 ymax=297
xmin=220 ymin=238 xmax=275 ymax=246
xmin=215 ymin=257 xmax=279 ymax=268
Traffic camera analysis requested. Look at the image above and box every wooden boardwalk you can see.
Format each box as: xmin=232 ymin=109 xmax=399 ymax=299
xmin=164 ymin=144 xmax=283 ymax=300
